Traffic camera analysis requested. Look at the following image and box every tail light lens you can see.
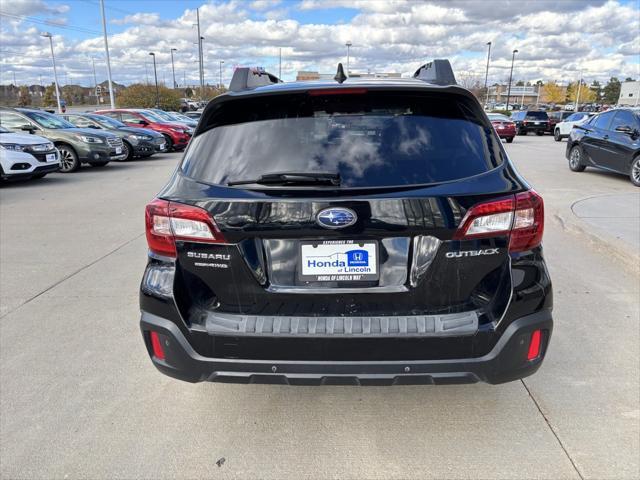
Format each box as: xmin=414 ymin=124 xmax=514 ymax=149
xmin=150 ymin=331 xmax=165 ymax=360
xmin=453 ymin=190 xmax=544 ymax=253
xmin=145 ymin=198 xmax=225 ymax=257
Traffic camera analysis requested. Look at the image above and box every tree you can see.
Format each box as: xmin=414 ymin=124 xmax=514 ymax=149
xmin=184 ymin=87 xmax=193 ymax=98
xmin=566 ymin=81 xmax=596 ymax=104
xmin=116 ymin=84 xmax=182 ymax=110
xmin=602 ymin=77 xmax=621 ymax=104
xmin=17 ymin=86 xmax=31 ymax=107
xmin=515 ymin=80 xmax=525 ymax=86
xmin=590 ymin=80 xmax=601 ymax=102
xmin=42 ymin=83 xmax=56 ymax=107
xmin=625 ymin=77 xmax=635 ymax=82
xmin=541 ymin=81 xmax=564 ymax=104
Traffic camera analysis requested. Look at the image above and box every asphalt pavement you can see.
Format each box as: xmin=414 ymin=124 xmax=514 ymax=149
xmin=1 ymin=135 xmax=639 ymax=479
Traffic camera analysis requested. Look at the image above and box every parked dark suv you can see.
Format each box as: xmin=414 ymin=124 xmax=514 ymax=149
xmin=567 ymin=108 xmax=640 ymax=186
xmin=511 ymin=110 xmax=550 ymax=135
xmin=140 ymin=62 xmax=552 ymax=385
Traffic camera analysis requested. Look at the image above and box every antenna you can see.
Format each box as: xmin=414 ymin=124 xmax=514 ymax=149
xmin=334 ymin=63 xmax=347 ymax=84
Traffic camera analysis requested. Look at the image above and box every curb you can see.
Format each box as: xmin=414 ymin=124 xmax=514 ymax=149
xmin=551 ymin=208 xmax=640 ymax=273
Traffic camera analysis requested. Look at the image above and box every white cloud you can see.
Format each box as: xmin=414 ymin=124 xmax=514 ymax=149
xmin=111 ymin=13 xmax=162 ymax=26
xmin=1 ymin=0 xmax=638 ymax=87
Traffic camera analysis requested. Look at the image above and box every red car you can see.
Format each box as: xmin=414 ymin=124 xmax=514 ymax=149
xmin=94 ymin=109 xmax=192 ymax=151
xmin=487 ymin=113 xmax=516 ymax=143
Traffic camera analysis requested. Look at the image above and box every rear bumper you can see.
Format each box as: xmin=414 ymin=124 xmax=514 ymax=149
xmin=140 ymin=309 xmax=552 ymax=385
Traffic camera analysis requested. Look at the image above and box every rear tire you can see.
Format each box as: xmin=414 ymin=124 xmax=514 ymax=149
xmin=506 ymin=137 xmax=514 ymax=143
xmin=568 ymin=145 xmax=586 ymax=172
xmin=630 ymin=156 xmax=640 ymax=187
xmin=536 ymin=130 xmax=544 ymax=136
xmin=57 ymin=144 xmax=80 ymax=172
xmin=518 ymin=128 xmax=527 ymax=136
xmin=90 ymin=161 xmax=109 ymax=167
xmin=554 ymin=129 xmax=562 ymax=141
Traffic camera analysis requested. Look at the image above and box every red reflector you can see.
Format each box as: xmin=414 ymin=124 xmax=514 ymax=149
xmin=150 ymin=331 xmax=165 ymax=360
xmin=308 ymin=88 xmax=367 ymax=96
xmin=527 ymin=330 xmax=541 ymax=360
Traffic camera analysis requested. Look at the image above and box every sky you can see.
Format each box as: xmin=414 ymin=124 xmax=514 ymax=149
xmin=0 ymin=0 xmax=639 ymax=88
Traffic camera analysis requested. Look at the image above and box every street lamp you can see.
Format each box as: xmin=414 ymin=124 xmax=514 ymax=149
xmin=40 ymin=32 xmax=62 ymax=113
xmin=506 ymin=49 xmax=518 ymax=111
xmin=219 ymin=60 xmax=224 ymax=89
xmin=149 ymin=52 xmax=159 ymax=107
xmin=170 ymin=48 xmax=177 ymax=89
xmin=200 ymin=36 xmax=205 ymax=95
xmin=345 ymin=41 xmax=352 ymax=75
xmin=483 ymin=41 xmax=492 ymax=108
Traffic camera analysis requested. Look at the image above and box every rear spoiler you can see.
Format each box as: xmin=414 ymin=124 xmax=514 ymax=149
xmin=413 ymin=59 xmax=457 ymax=86
xmin=229 ymin=67 xmax=282 ymax=92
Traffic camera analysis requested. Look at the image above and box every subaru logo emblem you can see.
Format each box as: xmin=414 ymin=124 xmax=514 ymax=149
xmin=316 ymin=208 xmax=357 ymax=229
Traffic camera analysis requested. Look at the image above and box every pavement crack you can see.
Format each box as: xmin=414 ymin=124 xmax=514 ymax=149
xmin=0 ymin=233 xmax=145 ymax=319
xmin=521 ymin=379 xmax=585 ymax=480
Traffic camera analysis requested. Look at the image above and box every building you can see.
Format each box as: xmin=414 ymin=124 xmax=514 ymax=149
xmin=618 ymin=81 xmax=640 ymax=106
xmin=487 ymin=84 xmax=542 ymax=106
xmin=296 ymin=71 xmax=402 ymax=81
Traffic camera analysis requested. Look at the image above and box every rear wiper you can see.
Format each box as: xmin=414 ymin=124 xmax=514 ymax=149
xmin=227 ymin=172 xmax=341 ymax=187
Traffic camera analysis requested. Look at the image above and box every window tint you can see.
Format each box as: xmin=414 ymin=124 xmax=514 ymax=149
xmin=182 ymin=92 xmax=503 ymax=189
xmin=68 ymin=116 xmax=95 ymax=128
xmin=90 ymin=115 xmax=125 ymax=128
xmin=525 ymin=111 xmax=548 ymax=120
xmin=610 ymin=111 xmax=638 ymax=131
xmin=121 ymin=112 xmax=143 ymax=123
xmin=0 ymin=111 xmax=30 ymax=130
xmin=593 ymin=112 xmax=616 ymax=130
xmin=23 ymin=111 xmax=75 ymax=129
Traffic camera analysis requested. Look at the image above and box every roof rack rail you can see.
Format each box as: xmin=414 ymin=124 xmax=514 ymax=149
xmin=413 ymin=59 xmax=457 ymax=86
xmin=229 ymin=67 xmax=282 ymax=92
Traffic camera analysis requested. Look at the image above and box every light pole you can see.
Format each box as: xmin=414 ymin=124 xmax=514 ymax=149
xmin=345 ymin=41 xmax=352 ymax=75
xmin=506 ymin=49 xmax=518 ymax=111
xmin=483 ymin=41 xmax=491 ymax=108
xmin=40 ymin=32 xmax=62 ymax=113
xmin=170 ymin=48 xmax=177 ymax=88
xmin=149 ymin=52 xmax=159 ymax=107
xmin=575 ymin=72 xmax=583 ymax=112
xmin=199 ymin=36 xmax=205 ymax=91
xmin=219 ymin=60 xmax=224 ymax=88
xmin=91 ymin=57 xmax=99 ymax=107
xmin=99 ymin=0 xmax=115 ymax=109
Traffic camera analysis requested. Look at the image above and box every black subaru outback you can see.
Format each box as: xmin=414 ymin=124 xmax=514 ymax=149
xmin=140 ymin=61 xmax=552 ymax=385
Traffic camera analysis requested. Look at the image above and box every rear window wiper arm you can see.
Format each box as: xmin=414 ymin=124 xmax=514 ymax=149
xmin=228 ymin=172 xmax=341 ymax=187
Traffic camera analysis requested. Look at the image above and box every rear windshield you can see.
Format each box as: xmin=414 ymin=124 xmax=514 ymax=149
xmin=525 ymin=111 xmax=549 ymax=120
xmin=181 ymin=92 xmax=504 ymax=188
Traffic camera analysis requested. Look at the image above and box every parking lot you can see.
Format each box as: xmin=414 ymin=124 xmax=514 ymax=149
xmin=1 ymin=136 xmax=638 ymax=479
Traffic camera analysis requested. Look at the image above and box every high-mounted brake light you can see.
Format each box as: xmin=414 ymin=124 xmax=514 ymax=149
xmin=453 ymin=190 xmax=544 ymax=253
xmin=308 ymin=88 xmax=368 ymax=96
xmin=145 ymin=198 xmax=225 ymax=257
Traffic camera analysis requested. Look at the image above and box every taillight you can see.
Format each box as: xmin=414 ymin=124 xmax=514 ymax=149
xmin=453 ymin=190 xmax=544 ymax=253
xmin=145 ymin=198 xmax=225 ymax=257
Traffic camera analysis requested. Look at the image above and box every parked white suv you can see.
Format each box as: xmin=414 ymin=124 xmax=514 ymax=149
xmin=0 ymin=126 xmax=60 ymax=180
xmin=554 ymin=112 xmax=594 ymax=141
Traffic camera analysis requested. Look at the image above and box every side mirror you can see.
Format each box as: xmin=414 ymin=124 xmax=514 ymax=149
xmin=20 ymin=124 xmax=36 ymax=134
xmin=87 ymin=125 xmax=101 ymax=129
xmin=138 ymin=120 xmax=148 ymax=126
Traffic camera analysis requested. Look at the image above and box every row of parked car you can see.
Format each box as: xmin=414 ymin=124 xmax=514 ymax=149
xmin=0 ymin=107 xmax=202 ymax=181
xmin=487 ymin=107 xmax=640 ymax=186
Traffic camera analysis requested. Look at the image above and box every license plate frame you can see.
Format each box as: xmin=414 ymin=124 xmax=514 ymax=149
xmin=46 ymin=153 xmax=56 ymax=162
xmin=298 ymin=240 xmax=379 ymax=282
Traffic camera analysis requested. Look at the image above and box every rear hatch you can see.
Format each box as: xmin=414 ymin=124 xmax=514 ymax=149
xmin=152 ymin=88 xmax=536 ymax=333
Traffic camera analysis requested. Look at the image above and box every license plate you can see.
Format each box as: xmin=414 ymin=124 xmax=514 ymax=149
xmin=46 ymin=153 xmax=56 ymax=162
xmin=159 ymin=143 xmax=166 ymax=150
xmin=534 ymin=122 xmax=540 ymax=125
xmin=115 ymin=147 xmax=122 ymax=154
xmin=298 ymin=240 xmax=378 ymax=282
